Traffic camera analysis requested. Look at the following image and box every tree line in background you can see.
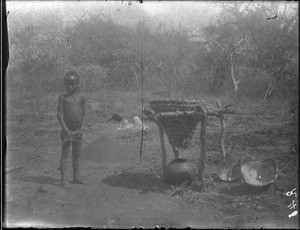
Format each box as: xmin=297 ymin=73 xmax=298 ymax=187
xmin=7 ymin=2 xmax=298 ymax=102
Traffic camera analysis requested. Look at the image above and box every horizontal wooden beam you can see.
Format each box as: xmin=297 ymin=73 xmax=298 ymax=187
xmin=143 ymin=106 xmax=234 ymax=119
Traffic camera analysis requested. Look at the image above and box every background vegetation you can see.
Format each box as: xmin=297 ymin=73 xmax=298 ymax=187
xmin=6 ymin=1 xmax=298 ymax=123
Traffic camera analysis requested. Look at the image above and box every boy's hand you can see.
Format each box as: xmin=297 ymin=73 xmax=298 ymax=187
xmin=70 ymin=130 xmax=82 ymax=135
xmin=72 ymin=129 xmax=83 ymax=137
xmin=65 ymin=129 xmax=72 ymax=138
xmin=74 ymin=128 xmax=83 ymax=135
xmin=69 ymin=130 xmax=78 ymax=137
xmin=69 ymin=130 xmax=82 ymax=142
xmin=78 ymin=129 xmax=83 ymax=135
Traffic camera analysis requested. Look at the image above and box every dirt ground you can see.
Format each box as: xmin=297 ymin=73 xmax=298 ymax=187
xmin=4 ymin=96 xmax=299 ymax=229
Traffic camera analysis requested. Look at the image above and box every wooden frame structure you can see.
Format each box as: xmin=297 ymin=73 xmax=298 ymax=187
xmin=144 ymin=99 xmax=234 ymax=186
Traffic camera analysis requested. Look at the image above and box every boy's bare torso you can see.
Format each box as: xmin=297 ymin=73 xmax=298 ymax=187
xmin=61 ymin=93 xmax=84 ymax=131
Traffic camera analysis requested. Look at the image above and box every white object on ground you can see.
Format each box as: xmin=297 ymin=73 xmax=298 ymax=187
xmin=133 ymin=116 xmax=149 ymax=130
xmin=121 ymin=119 xmax=130 ymax=127
xmin=117 ymin=119 xmax=133 ymax=130
xmin=117 ymin=116 xmax=149 ymax=130
xmin=133 ymin=116 xmax=142 ymax=128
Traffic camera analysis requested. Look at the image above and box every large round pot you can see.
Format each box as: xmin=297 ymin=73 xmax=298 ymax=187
xmin=165 ymin=158 xmax=197 ymax=185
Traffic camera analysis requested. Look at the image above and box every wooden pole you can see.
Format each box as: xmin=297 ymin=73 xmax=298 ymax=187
xmin=171 ymin=145 xmax=179 ymax=159
xmin=217 ymin=100 xmax=226 ymax=163
xmin=219 ymin=114 xmax=226 ymax=162
xmin=198 ymin=116 xmax=207 ymax=187
xmin=157 ymin=118 xmax=167 ymax=180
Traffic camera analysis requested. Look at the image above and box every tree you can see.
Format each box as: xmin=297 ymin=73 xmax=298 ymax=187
xmin=243 ymin=2 xmax=299 ymax=99
xmin=200 ymin=1 xmax=298 ymax=101
xmin=202 ymin=16 xmax=253 ymax=95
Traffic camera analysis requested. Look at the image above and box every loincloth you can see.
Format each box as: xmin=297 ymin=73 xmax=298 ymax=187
xmin=60 ymin=129 xmax=83 ymax=144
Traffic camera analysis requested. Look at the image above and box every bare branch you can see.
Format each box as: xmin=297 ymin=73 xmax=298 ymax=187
xmin=131 ymin=66 xmax=140 ymax=89
xmin=213 ymin=39 xmax=230 ymax=56
xmin=237 ymin=37 xmax=244 ymax=46
xmin=263 ymin=82 xmax=273 ymax=101
xmin=229 ymin=57 xmax=241 ymax=92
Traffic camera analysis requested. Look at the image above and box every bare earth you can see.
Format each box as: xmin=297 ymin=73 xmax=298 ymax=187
xmin=4 ymin=105 xmax=299 ymax=228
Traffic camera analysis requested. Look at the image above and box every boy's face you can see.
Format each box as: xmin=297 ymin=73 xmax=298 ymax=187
xmin=64 ymin=75 xmax=79 ymax=94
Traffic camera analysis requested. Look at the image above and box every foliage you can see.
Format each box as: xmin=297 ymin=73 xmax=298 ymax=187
xmin=197 ymin=2 xmax=298 ymax=100
xmin=7 ymin=2 xmax=298 ymax=102
xmin=244 ymin=2 xmax=299 ymax=98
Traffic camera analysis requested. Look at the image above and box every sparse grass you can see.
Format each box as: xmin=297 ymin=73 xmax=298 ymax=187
xmin=6 ymin=87 xmax=296 ymax=148
xmin=5 ymin=85 xmax=298 ymax=228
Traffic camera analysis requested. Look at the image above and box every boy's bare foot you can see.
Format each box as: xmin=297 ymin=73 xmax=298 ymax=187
xmin=72 ymin=178 xmax=85 ymax=185
xmin=61 ymin=181 xmax=71 ymax=189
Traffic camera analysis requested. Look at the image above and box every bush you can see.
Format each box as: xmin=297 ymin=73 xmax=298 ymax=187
xmin=238 ymin=70 xmax=270 ymax=99
xmin=75 ymin=64 xmax=108 ymax=92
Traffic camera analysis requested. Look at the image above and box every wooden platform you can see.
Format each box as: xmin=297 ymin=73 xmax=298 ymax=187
xmin=144 ymin=99 xmax=235 ymax=189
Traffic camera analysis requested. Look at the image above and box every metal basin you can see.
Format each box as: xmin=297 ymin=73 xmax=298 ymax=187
xmin=241 ymin=158 xmax=278 ymax=187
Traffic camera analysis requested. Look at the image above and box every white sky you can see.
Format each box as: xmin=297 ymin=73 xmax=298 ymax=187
xmin=6 ymin=1 xmax=218 ymax=31
xmin=141 ymin=1 xmax=213 ymax=15
xmin=7 ymin=1 xmax=295 ymax=32
xmin=6 ymin=1 xmax=294 ymax=14
xmin=7 ymin=1 xmax=213 ymax=15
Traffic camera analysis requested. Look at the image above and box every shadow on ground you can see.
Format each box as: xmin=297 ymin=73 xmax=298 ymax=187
xmin=102 ymin=172 xmax=169 ymax=195
xmin=21 ymin=175 xmax=60 ymax=186
xmin=219 ymin=183 xmax=272 ymax=196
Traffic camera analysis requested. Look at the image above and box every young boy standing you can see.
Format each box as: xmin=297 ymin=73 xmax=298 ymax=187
xmin=57 ymin=71 xmax=87 ymax=189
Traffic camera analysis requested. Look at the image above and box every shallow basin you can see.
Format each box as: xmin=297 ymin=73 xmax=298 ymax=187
xmin=241 ymin=158 xmax=278 ymax=187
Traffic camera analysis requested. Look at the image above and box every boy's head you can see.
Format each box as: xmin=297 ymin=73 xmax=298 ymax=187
xmin=64 ymin=71 xmax=79 ymax=94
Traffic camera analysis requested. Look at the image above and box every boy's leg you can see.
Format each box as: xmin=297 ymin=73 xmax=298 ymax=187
xmin=72 ymin=137 xmax=85 ymax=184
xmin=60 ymin=130 xmax=71 ymax=189
xmin=60 ymin=141 xmax=71 ymax=188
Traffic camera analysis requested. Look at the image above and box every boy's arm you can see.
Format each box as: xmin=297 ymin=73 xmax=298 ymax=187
xmin=79 ymin=95 xmax=87 ymax=134
xmin=57 ymin=95 xmax=70 ymax=134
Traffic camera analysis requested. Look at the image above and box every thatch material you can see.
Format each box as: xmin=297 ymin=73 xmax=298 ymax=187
xmin=149 ymin=99 xmax=215 ymax=114
xmin=146 ymin=99 xmax=233 ymax=149
xmin=162 ymin=115 xmax=199 ymax=149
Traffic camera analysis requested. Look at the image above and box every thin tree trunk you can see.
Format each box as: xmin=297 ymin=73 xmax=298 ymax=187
xmin=198 ymin=116 xmax=207 ymax=187
xmin=217 ymin=100 xmax=226 ymax=163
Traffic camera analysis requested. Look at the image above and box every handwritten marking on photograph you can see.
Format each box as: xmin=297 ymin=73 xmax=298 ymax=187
xmin=286 ymin=188 xmax=297 ymax=198
xmin=286 ymin=188 xmax=298 ymax=218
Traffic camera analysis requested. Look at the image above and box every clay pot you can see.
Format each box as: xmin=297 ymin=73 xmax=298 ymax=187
xmin=165 ymin=158 xmax=197 ymax=185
